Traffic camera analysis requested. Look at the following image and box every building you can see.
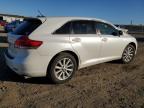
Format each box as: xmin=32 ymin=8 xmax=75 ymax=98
xmin=0 ymin=13 xmax=25 ymax=22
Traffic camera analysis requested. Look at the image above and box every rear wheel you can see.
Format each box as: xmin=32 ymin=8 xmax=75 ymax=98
xmin=121 ymin=44 xmax=136 ymax=64
xmin=48 ymin=53 xmax=77 ymax=84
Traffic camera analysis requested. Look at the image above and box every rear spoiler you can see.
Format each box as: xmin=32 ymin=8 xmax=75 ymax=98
xmin=24 ymin=17 xmax=46 ymax=23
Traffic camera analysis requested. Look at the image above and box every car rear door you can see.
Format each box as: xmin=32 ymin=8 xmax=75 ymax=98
xmin=70 ymin=20 xmax=102 ymax=67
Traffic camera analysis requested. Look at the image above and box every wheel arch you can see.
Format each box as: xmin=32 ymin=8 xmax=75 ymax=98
xmin=121 ymin=41 xmax=137 ymax=58
xmin=47 ymin=50 xmax=80 ymax=74
xmin=128 ymin=42 xmax=136 ymax=49
xmin=128 ymin=41 xmax=137 ymax=55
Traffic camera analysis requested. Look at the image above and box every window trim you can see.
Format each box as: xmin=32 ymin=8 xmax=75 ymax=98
xmin=53 ymin=20 xmax=119 ymax=36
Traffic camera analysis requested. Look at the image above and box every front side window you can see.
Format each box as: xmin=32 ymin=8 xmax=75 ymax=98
xmin=96 ymin=22 xmax=118 ymax=36
xmin=71 ymin=21 xmax=95 ymax=34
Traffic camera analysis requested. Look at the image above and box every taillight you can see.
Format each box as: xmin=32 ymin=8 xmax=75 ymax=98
xmin=15 ymin=35 xmax=43 ymax=49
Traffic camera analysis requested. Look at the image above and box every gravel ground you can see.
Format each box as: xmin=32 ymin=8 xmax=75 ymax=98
xmin=0 ymin=35 xmax=144 ymax=108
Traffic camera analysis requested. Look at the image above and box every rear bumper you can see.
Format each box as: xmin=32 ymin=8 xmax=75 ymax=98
xmin=5 ymin=52 xmax=48 ymax=77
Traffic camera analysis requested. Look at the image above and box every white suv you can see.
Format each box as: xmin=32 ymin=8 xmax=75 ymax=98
xmin=5 ymin=17 xmax=137 ymax=84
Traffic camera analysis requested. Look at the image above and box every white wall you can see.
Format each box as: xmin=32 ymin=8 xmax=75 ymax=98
xmin=3 ymin=16 xmax=23 ymax=22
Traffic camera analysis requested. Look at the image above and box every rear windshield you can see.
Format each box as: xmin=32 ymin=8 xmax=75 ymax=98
xmin=13 ymin=18 xmax=42 ymax=35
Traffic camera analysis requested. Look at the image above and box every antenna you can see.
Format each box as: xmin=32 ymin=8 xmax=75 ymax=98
xmin=37 ymin=10 xmax=45 ymax=17
xmin=130 ymin=20 xmax=133 ymax=25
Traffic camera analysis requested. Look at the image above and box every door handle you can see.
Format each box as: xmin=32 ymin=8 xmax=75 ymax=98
xmin=72 ymin=38 xmax=81 ymax=42
xmin=102 ymin=38 xmax=108 ymax=42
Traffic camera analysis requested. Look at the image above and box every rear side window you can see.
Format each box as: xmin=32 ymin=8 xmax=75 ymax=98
xmin=13 ymin=18 xmax=42 ymax=35
xmin=72 ymin=21 xmax=95 ymax=34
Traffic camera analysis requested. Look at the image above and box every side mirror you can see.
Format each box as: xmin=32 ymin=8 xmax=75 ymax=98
xmin=119 ymin=30 xmax=123 ymax=35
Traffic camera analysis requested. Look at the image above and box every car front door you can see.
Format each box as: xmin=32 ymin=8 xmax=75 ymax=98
xmin=96 ymin=22 xmax=124 ymax=59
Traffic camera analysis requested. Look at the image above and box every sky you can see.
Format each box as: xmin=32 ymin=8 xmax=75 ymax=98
xmin=0 ymin=0 xmax=144 ymax=24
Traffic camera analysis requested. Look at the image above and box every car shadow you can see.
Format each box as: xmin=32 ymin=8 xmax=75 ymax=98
xmin=0 ymin=66 xmax=54 ymax=85
xmin=106 ymin=60 xmax=122 ymax=64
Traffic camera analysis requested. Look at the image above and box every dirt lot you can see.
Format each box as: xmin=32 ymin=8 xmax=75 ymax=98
xmin=0 ymin=35 xmax=144 ymax=108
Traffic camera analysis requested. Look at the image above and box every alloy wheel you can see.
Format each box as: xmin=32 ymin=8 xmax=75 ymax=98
xmin=122 ymin=45 xmax=135 ymax=63
xmin=54 ymin=58 xmax=74 ymax=80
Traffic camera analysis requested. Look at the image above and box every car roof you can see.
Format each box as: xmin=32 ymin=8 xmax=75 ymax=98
xmin=40 ymin=16 xmax=112 ymax=23
xmin=30 ymin=16 xmax=117 ymax=35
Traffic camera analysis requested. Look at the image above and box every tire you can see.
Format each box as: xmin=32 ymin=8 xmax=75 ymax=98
xmin=121 ymin=44 xmax=136 ymax=64
xmin=47 ymin=52 xmax=77 ymax=84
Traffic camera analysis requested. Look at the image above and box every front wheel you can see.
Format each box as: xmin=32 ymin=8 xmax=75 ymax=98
xmin=47 ymin=53 xmax=77 ymax=84
xmin=121 ymin=44 xmax=136 ymax=64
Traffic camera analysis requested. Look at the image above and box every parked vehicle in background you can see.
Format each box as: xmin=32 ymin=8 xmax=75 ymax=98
xmin=0 ymin=20 xmax=7 ymax=26
xmin=0 ymin=20 xmax=7 ymax=32
xmin=5 ymin=20 xmax=22 ymax=33
xmin=5 ymin=17 xmax=138 ymax=84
